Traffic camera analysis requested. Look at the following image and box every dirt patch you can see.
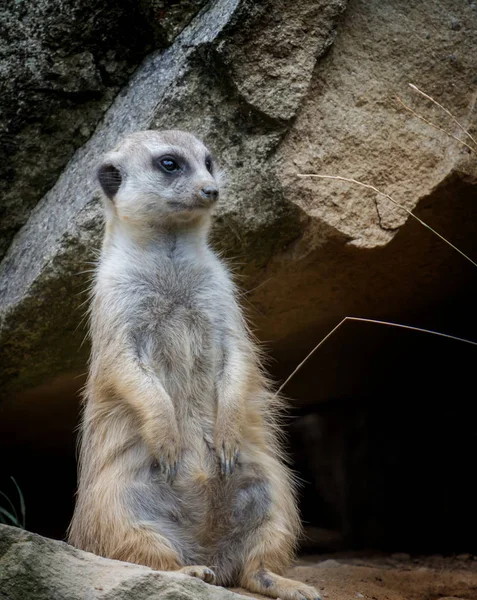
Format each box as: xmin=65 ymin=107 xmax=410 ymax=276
xmin=233 ymin=553 xmax=477 ymax=600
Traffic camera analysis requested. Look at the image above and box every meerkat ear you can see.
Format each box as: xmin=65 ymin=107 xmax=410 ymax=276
xmin=97 ymin=163 xmax=122 ymax=199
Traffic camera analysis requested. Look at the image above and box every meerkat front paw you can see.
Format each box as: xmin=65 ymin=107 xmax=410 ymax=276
xmin=143 ymin=414 xmax=182 ymax=483
xmin=214 ymin=432 xmax=240 ymax=477
xmin=154 ymin=432 xmax=181 ymax=483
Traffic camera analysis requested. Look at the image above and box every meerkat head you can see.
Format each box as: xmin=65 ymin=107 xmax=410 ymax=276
xmin=97 ymin=130 xmax=222 ymax=227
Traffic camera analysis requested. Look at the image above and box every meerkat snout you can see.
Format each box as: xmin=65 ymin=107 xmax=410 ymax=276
xmin=200 ymin=186 xmax=218 ymax=202
xmin=96 ymin=130 xmax=221 ymax=225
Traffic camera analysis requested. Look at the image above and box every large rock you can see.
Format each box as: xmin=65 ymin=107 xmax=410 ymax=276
xmin=0 ymin=524 xmax=249 ymax=599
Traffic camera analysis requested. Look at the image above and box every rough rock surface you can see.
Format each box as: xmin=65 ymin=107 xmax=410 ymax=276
xmin=0 ymin=524 xmax=249 ymax=599
xmin=0 ymin=0 xmax=207 ymax=258
xmin=1 ymin=525 xmax=477 ymax=600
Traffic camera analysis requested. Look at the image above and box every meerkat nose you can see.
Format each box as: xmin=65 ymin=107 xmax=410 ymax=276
xmin=200 ymin=186 xmax=219 ymax=202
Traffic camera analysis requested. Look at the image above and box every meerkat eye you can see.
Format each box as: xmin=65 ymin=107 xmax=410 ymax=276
xmin=205 ymin=157 xmax=213 ymax=173
xmin=156 ymin=156 xmax=181 ymax=174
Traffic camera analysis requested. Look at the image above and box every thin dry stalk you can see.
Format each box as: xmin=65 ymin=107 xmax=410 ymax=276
xmin=296 ymin=174 xmax=477 ymax=269
xmin=395 ymin=96 xmax=476 ymax=154
xmin=275 ymin=316 xmax=477 ymax=396
xmin=409 ymin=83 xmax=477 ymax=148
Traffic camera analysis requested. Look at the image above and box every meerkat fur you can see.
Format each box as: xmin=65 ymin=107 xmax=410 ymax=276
xmin=68 ymin=130 xmax=321 ymax=600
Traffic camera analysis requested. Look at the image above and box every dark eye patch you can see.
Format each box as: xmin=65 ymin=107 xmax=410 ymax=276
xmin=155 ymin=155 xmax=182 ymax=174
xmin=97 ymin=164 xmax=122 ymax=199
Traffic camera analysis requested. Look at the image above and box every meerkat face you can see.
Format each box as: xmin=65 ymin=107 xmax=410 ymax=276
xmin=97 ymin=130 xmax=221 ymax=226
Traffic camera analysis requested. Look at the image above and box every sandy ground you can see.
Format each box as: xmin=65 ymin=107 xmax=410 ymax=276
xmin=231 ymin=553 xmax=477 ymax=600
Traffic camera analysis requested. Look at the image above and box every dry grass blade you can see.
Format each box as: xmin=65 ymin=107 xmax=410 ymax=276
xmin=275 ymin=316 xmax=477 ymax=396
xmin=409 ymin=83 xmax=477 ymax=148
xmin=395 ymin=96 xmax=476 ymax=154
xmin=296 ymin=174 xmax=477 ymax=269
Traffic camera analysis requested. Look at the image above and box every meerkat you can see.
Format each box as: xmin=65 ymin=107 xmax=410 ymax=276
xmin=68 ymin=130 xmax=321 ymax=600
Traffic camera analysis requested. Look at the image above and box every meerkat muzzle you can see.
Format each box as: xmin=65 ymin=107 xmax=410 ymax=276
xmin=200 ymin=186 xmax=218 ymax=201
xmin=193 ymin=186 xmax=219 ymax=208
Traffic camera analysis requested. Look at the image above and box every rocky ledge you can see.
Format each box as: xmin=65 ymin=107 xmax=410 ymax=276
xmin=1 ymin=525 xmax=476 ymax=600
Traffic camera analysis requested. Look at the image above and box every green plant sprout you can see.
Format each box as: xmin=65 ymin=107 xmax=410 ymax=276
xmin=0 ymin=477 xmax=26 ymax=529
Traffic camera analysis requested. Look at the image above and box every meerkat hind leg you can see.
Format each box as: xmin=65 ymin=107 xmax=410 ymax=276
xmin=235 ymin=464 xmax=321 ymax=600
xmin=208 ymin=463 xmax=321 ymax=599
xmin=239 ymin=512 xmax=321 ymax=600
xmin=239 ymin=518 xmax=321 ymax=600
xmin=115 ymin=526 xmax=217 ymax=584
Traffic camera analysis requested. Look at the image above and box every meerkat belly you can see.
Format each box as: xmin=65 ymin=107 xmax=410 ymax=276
xmin=153 ymin=304 xmax=218 ymax=402
xmin=141 ymin=294 xmax=223 ymax=469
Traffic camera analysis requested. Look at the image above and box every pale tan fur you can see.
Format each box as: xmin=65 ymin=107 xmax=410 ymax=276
xmin=68 ymin=130 xmax=321 ymax=600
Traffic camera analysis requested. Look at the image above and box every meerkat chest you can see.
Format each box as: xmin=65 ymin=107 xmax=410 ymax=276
xmin=131 ymin=258 xmax=234 ymax=376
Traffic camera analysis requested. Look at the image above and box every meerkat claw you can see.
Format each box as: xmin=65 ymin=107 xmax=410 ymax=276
xmin=232 ymin=449 xmax=240 ymax=472
xmin=158 ymin=457 xmax=179 ymax=483
xmin=203 ymin=433 xmax=215 ymax=452
xmin=169 ymin=460 xmax=179 ymax=483
xmin=219 ymin=448 xmax=226 ymax=475
xmin=219 ymin=445 xmax=239 ymax=477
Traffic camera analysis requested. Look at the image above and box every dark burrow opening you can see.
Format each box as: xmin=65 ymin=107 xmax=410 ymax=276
xmin=287 ymin=319 xmax=477 ymax=555
xmin=1 ymin=284 xmax=476 ymax=556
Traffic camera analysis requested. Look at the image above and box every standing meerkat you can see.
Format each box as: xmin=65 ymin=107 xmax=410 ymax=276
xmin=68 ymin=130 xmax=321 ymax=600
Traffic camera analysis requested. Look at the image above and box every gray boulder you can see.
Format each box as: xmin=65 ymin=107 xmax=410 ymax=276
xmin=0 ymin=524 xmax=249 ymax=599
